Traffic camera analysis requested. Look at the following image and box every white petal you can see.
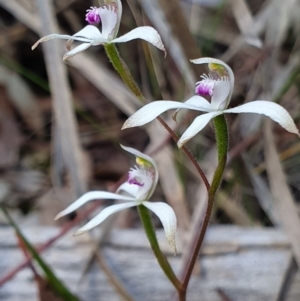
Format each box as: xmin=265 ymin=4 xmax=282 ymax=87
xmin=183 ymin=95 xmax=212 ymax=111
xmin=173 ymin=95 xmax=212 ymax=122
xmin=143 ymin=201 xmax=177 ymax=253
xmin=116 ymin=182 xmax=139 ymax=197
xmin=73 ymin=25 xmax=104 ymax=41
xmin=122 ymin=101 xmax=206 ymax=129
xmin=63 ymin=43 xmax=92 ymax=60
xmin=120 ymin=145 xmax=158 ymax=199
xmin=32 ymin=33 xmax=90 ymax=50
xmin=178 ymin=111 xmax=222 ymax=147
xmin=211 ymin=80 xmax=231 ymax=110
xmin=112 ymin=26 xmax=166 ymax=56
xmin=99 ymin=6 xmax=118 ymax=39
xmin=74 ymin=202 xmax=137 ymax=235
xmin=54 ymin=191 xmax=135 ymax=220
xmin=191 ymin=57 xmax=234 ymax=106
xmin=224 ymin=101 xmax=300 ymax=136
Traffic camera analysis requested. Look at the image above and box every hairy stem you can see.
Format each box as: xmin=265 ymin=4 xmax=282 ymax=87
xmin=104 ymin=43 xmax=145 ymax=103
xmin=213 ymin=115 xmax=229 ymax=160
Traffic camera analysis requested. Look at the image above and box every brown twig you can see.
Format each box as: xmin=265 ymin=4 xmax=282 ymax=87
xmin=36 ymin=0 xmax=87 ymax=197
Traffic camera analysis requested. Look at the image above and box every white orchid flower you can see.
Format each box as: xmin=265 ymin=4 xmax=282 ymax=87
xmin=122 ymin=57 xmax=299 ymax=147
xmin=55 ymin=145 xmax=177 ymax=252
xmin=32 ymin=0 xmax=165 ymax=60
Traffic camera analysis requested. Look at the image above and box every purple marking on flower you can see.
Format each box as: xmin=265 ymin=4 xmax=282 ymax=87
xmin=85 ymin=7 xmax=101 ymax=24
xmin=127 ymin=168 xmax=144 ymax=187
xmin=195 ymin=74 xmax=215 ymax=96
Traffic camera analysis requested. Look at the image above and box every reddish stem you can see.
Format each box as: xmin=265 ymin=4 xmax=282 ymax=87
xmin=157 ymin=116 xmax=210 ymax=191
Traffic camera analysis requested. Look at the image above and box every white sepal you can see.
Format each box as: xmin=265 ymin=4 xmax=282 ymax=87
xmin=63 ymin=43 xmax=92 ymax=60
xmin=112 ymin=26 xmax=166 ymax=56
xmin=143 ymin=201 xmax=177 ymax=253
xmin=224 ymin=101 xmax=300 ymax=136
xmin=54 ymin=191 xmax=135 ymax=220
xmin=122 ymin=101 xmax=208 ymax=129
xmin=120 ymin=145 xmax=157 ymax=171
xmin=31 ymin=33 xmax=90 ymax=50
xmin=74 ymin=202 xmax=137 ymax=235
xmin=178 ymin=111 xmax=222 ymax=147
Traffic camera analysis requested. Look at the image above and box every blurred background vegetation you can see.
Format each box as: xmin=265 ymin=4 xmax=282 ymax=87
xmin=0 ymin=0 xmax=299 ymax=300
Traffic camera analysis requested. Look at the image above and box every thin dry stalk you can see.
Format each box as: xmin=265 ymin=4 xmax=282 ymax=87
xmin=35 ymin=0 xmax=87 ymax=197
xmin=264 ymin=119 xmax=300 ymax=267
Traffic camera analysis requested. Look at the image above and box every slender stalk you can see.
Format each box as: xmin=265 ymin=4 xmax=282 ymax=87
xmin=213 ymin=115 xmax=229 ymax=161
xmin=179 ymin=115 xmax=228 ymax=300
xmin=138 ymin=205 xmax=182 ymax=290
xmin=157 ymin=116 xmax=210 ymax=191
xmin=104 ymin=43 xmax=145 ymax=103
xmin=104 ymin=43 xmax=210 ymax=191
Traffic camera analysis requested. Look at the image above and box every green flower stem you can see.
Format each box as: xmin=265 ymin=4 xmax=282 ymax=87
xmin=138 ymin=205 xmax=182 ymax=290
xmin=104 ymin=44 xmax=145 ymax=104
xmin=213 ymin=115 xmax=229 ymax=161
xmin=180 ymin=115 xmax=228 ymax=299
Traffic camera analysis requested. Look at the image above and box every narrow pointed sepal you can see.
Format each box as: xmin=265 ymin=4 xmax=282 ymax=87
xmin=120 ymin=145 xmax=157 ymax=170
xmin=32 ymin=33 xmax=83 ymax=50
xmin=178 ymin=111 xmax=222 ymax=148
xmin=143 ymin=201 xmax=177 ymax=253
xmin=190 ymin=57 xmax=234 ymax=86
xmin=54 ymin=191 xmax=135 ymax=220
xmin=63 ymin=43 xmax=92 ymax=60
xmin=112 ymin=26 xmax=166 ymax=56
xmin=122 ymin=100 xmax=208 ymax=129
xmin=74 ymin=202 xmax=137 ymax=235
xmin=224 ymin=101 xmax=300 ymax=136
